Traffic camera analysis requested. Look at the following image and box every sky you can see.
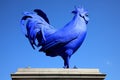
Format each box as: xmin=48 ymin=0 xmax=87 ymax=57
xmin=0 ymin=0 xmax=120 ymax=80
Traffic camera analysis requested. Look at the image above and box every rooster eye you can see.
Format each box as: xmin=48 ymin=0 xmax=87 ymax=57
xmin=85 ymin=14 xmax=88 ymax=17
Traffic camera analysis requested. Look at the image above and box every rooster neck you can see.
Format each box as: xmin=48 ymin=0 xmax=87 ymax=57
xmin=60 ymin=14 xmax=87 ymax=35
xmin=74 ymin=13 xmax=86 ymax=24
xmin=70 ymin=14 xmax=87 ymax=31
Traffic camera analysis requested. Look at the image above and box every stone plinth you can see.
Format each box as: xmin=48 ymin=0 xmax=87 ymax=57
xmin=11 ymin=68 xmax=106 ymax=80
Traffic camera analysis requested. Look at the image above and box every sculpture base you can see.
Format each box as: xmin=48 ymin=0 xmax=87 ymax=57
xmin=11 ymin=68 xmax=106 ymax=80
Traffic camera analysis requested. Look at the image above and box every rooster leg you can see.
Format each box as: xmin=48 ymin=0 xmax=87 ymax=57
xmin=62 ymin=55 xmax=69 ymax=68
xmin=66 ymin=56 xmax=70 ymax=68
xmin=62 ymin=49 xmax=73 ymax=68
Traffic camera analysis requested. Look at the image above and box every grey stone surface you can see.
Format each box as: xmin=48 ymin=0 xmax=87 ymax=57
xmin=11 ymin=68 xmax=106 ymax=80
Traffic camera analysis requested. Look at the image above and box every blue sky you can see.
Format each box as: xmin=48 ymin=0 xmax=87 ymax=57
xmin=0 ymin=0 xmax=120 ymax=80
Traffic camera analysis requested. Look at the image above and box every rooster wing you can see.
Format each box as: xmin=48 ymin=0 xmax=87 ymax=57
xmin=40 ymin=21 xmax=80 ymax=51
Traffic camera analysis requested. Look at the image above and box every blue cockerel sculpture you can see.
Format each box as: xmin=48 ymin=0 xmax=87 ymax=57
xmin=21 ymin=7 xmax=89 ymax=68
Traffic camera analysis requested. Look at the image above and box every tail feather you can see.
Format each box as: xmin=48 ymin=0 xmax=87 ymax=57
xmin=20 ymin=9 xmax=51 ymax=49
xmin=34 ymin=9 xmax=50 ymax=24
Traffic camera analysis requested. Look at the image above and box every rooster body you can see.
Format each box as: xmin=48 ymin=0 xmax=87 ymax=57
xmin=21 ymin=7 xmax=89 ymax=68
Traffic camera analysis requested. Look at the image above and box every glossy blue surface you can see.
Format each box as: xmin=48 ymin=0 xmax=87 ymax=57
xmin=0 ymin=0 xmax=120 ymax=80
xmin=21 ymin=7 xmax=89 ymax=68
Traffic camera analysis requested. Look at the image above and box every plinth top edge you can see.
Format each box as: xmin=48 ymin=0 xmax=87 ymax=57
xmin=14 ymin=68 xmax=103 ymax=74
